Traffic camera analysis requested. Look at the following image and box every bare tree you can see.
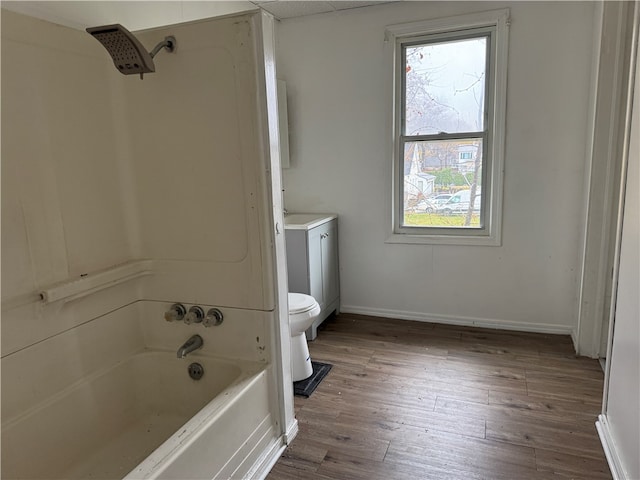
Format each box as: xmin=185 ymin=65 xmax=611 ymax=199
xmin=405 ymin=49 xmax=471 ymax=136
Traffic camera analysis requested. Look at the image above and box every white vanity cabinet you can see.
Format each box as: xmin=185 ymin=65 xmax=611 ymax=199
xmin=284 ymin=214 xmax=340 ymax=340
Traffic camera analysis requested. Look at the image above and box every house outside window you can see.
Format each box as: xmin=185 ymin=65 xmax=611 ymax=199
xmin=386 ymin=10 xmax=509 ymax=246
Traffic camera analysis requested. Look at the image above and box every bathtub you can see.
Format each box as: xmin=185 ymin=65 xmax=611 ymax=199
xmin=1 ymin=349 xmax=273 ymax=479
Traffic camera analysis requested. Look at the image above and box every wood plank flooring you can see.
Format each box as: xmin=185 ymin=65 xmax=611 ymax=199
xmin=266 ymin=313 xmax=611 ymax=480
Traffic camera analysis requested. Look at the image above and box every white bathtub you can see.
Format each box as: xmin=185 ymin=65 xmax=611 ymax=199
xmin=1 ymin=350 xmax=273 ymax=479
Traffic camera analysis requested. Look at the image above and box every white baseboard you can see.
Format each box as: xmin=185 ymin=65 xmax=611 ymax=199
xmin=596 ymin=414 xmax=627 ymax=480
xmin=340 ymin=305 xmax=574 ymax=336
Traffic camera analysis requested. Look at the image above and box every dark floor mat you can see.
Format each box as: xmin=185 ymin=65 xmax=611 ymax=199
xmin=293 ymin=361 xmax=332 ymax=397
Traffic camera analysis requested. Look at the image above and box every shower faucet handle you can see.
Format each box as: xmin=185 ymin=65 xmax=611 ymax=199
xmin=203 ymin=308 xmax=224 ymax=327
xmin=184 ymin=306 xmax=205 ymax=325
xmin=165 ymin=303 xmax=186 ymax=322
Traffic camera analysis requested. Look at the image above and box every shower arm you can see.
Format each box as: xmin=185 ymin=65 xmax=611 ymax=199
xmin=149 ymin=36 xmax=176 ymax=59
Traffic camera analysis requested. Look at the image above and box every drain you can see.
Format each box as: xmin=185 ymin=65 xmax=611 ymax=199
xmin=188 ymin=362 xmax=204 ymax=380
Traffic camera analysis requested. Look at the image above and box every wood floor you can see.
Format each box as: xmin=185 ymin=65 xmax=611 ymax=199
xmin=267 ymin=313 xmax=611 ymax=480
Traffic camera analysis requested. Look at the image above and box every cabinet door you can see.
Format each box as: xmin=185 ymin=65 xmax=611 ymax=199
xmin=307 ymin=226 xmax=324 ymax=306
xmin=320 ymin=220 xmax=339 ymax=305
xmin=285 ymin=230 xmax=311 ymax=294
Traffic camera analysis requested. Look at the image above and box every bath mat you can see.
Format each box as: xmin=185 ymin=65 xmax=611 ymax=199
xmin=293 ymin=361 xmax=332 ymax=397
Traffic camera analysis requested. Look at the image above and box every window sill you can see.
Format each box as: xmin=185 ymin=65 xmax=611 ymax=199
xmin=385 ymin=232 xmax=501 ymax=246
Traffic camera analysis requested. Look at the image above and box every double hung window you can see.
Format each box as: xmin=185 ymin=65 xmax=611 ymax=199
xmin=387 ymin=10 xmax=509 ymax=245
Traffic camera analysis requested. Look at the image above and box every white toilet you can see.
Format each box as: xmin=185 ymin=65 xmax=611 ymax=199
xmin=288 ymin=293 xmax=321 ymax=382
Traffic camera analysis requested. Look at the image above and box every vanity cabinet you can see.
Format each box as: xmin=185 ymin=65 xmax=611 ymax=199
xmin=285 ymin=215 xmax=340 ymax=340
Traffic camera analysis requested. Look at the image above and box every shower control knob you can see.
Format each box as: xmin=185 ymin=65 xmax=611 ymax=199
xmin=164 ymin=303 xmax=186 ymax=322
xmin=203 ymin=308 xmax=224 ymax=327
xmin=184 ymin=306 xmax=205 ymax=325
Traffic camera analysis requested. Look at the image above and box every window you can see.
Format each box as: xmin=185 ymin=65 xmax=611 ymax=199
xmin=387 ymin=10 xmax=509 ymax=246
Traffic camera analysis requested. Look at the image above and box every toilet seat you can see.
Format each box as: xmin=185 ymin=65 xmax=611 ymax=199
xmin=288 ymin=293 xmax=318 ymax=315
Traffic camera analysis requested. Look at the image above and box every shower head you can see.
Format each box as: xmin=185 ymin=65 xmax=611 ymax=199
xmin=86 ymin=24 xmax=176 ymax=78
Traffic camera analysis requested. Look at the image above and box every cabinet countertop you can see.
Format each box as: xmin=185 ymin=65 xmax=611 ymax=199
xmin=284 ymin=213 xmax=337 ymax=231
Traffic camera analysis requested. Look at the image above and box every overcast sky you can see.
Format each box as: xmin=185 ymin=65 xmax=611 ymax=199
xmin=406 ymin=36 xmax=487 ymax=132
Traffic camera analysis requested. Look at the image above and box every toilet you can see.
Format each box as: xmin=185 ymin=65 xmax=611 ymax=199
xmin=288 ymin=292 xmax=321 ymax=382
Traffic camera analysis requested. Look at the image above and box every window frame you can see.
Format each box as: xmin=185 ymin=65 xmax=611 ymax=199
xmin=386 ymin=9 xmax=509 ymax=246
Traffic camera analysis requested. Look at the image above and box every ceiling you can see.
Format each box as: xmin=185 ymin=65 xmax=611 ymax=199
xmin=252 ymin=1 xmax=393 ymax=20
xmin=1 ymin=1 xmax=395 ymax=31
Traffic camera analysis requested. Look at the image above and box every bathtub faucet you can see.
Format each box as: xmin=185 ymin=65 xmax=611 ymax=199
xmin=177 ymin=334 xmax=203 ymax=359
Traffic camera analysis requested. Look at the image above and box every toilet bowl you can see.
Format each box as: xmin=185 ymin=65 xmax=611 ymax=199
xmin=288 ymin=293 xmax=321 ymax=382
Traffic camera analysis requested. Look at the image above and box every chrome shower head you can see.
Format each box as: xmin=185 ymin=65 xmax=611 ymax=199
xmin=86 ymin=24 xmax=176 ymax=78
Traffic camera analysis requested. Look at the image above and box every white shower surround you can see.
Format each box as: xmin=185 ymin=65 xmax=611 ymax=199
xmin=1 ymin=9 xmax=292 ymax=480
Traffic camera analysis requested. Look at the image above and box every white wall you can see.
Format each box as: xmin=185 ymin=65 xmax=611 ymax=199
xmin=1 ymin=1 xmax=255 ymax=31
xmin=277 ymin=1 xmax=596 ymax=333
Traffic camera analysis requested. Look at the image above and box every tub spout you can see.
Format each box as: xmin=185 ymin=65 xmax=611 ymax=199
xmin=177 ymin=334 xmax=203 ymax=358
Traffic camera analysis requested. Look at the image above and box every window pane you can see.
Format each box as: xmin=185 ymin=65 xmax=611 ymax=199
xmin=402 ymin=139 xmax=483 ymax=228
xmin=404 ymin=37 xmax=487 ymax=136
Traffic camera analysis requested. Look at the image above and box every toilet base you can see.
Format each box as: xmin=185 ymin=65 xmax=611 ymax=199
xmin=291 ymin=332 xmax=313 ymax=382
